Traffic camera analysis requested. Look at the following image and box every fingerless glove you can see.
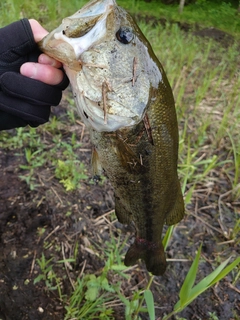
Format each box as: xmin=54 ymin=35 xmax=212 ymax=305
xmin=0 ymin=19 xmax=69 ymax=130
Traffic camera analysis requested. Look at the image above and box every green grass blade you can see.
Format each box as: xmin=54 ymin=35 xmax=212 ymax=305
xmin=162 ymin=225 xmax=175 ymax=250
xmin=178 ymin=244 xmax=202 ymax=305
xmin=175 ymin=255 xmax=239 ymax=313
xmin=207 ymin=256 xmax=240 ymax=287
xmin=144 ymin=289 xmax=155 ymax=320
xmin=190 ymin=256 xmax=233 ymax=299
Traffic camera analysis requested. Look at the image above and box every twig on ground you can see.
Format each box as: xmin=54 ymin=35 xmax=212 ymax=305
xmin=44 ymin=225 xmax=61 ymax=242
xmin=190 ymin=212 xmax=222 ymax=234
xmin=78 ymin=259 xmax=87 ymax=278
xmin=29 ymin=250 xmax=37 ymax=277
xmin=62 ymin=242 xmax=75 ymax=290
xmin=51 ymin=187 xmax=63 ymax=205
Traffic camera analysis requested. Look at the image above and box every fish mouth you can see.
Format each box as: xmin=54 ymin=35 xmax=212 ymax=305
xmin=71 ymin=83 xmax=139 ymax=132
xmin=39 ymin=0 xmax=116 ymax=69
xmin=39 ymin=0 xmax=148 ymax=132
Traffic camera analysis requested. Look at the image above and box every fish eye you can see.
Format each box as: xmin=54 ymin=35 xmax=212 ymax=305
xmin=116 ymin=26 xmax=134 ymax=44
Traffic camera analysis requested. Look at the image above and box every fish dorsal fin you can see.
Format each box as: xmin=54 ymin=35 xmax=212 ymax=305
xmin=165 ymin=180 xmax=185 ymax=225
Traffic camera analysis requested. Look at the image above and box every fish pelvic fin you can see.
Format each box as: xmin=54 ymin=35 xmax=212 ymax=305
xmin=165 ymin=180 xmax=185 ymax=225
xmin=91 ymin=147 xmax=103 ymax=176
xmin=115 ymin=195 xmax=133 ymax=225
xmin=124 ymin=238 xmax=167 ymax=276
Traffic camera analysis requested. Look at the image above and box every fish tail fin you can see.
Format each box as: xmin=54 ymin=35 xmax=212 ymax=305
xmin=124 ymin=239 xmax=167 ymax=276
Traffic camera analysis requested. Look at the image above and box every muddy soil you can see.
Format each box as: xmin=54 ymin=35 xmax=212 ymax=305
xmin=0 ymin=25 xmax=239 ymax=320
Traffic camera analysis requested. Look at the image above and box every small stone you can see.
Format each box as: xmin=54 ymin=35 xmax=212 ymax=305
xmin=38 ymin=307 xmax=44 ymax=313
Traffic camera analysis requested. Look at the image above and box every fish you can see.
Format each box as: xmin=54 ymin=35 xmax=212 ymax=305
xmin=38 ymin=0 xmax=185 ymax=276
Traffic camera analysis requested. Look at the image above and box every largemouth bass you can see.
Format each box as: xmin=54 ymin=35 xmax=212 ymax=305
xmin=39 ymin=0 xmax=185 ymax=276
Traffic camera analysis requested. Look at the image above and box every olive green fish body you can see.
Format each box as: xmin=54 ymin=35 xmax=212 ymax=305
xmin=38 ymin=0 xmax=184 ymax=275
xmin=91 ymin=67 xmax=184 ymax=275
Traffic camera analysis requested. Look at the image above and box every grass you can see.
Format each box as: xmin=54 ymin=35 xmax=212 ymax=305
xmin=0 ymin=0 xmax=240 ymax=36
xmin=119 ymin=0 xmax=240 ymax=36
xmin=0 ymin=0 xmax=239 ymax=319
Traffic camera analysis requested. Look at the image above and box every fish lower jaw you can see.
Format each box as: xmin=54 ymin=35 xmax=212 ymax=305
xmin=74 ymin=96 xmax=139 ymax=132
xmin=82 ymin=113 xmax=137 ymax=132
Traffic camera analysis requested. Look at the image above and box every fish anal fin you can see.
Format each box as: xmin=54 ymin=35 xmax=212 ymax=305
xmin=165 ymin=180 xmax=185 ymax=225
xmin=124 ymin=238 xmax=167 ymax=276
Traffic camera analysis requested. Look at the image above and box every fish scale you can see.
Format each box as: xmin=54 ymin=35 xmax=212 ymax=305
xmin=39 ymin=0 xmax=185 ymax=275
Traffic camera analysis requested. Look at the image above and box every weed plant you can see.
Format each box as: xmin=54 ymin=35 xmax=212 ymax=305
xmin=0 ymin=0 xmax=239 ymax=319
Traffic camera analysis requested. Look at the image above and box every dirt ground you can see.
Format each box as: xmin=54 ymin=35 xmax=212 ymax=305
xmin=0 ymin=24 xmax=239 ymax=320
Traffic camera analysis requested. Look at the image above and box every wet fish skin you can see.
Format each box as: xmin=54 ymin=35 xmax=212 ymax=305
xmin=90 ymin=71 xmax=184 ymax=275
xmin=38 ymin=0 xmax=185 ymax=276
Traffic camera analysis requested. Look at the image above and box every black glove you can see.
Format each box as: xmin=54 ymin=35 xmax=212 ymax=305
xmin=0 ymin=18 xmax=69 ymax=130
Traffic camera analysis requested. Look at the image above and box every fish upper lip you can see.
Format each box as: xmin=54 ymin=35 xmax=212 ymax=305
xmin=77 ymin=0 xmax=116 ymax=17
xmin=54 ymin=17 xmax=108 ymax=59
xmin=53 ymin=0 xmax=115 ymax=59
xmin=63 ymin=0 xmax=115 ymax=23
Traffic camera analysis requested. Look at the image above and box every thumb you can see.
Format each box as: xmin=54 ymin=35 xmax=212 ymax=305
xmin=29 ymin=19 xmax=48 ymax=42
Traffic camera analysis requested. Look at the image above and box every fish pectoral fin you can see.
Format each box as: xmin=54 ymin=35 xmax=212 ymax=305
xmin=91 ymin=147 xmax=103 ymax=176
xmin=116 ymin=138 xmax=143 ymax=174
xmin=165 ymin=180 xmax=185 ymax=225
xmin=115 ymin=195 xmax=132 ymax=225
xmin=124 ymin=239 xmax=167 ymax=276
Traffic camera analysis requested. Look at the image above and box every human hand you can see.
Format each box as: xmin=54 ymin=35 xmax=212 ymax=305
xmin=20 ymin=19 xmax=64 ymax=85
xmin=0 ymin=19 xmax=69 ymax=130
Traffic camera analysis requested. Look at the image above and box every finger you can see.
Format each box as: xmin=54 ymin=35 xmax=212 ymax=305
xmin=38 ymin=53 xmax=62 ymax=69
xmin=29 ymin=19 xmax=48 ymax=42
xmin=20 ymin=62 xmax=64 ymax=85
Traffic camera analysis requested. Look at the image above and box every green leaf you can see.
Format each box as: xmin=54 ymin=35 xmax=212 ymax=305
xmin=85 ymin=286 xmax=100 ymax=301
xmin=190 ymin=256 xmax=239 ymax=299
xmin=57 ymin=258 xmax=75 ymax=263
xmin=100 ymin=278 xmax=115 ymax=293
xmin=118 ymin=292 xmax=130 ymax=307
xmin=111 ymin=264 xmax=128 ymax=271
xmin=144 ymin=290 xmax=155 ymax=320
xmin=85 ymin=275 xmax=101 ymax=301
xmin=174 ymin=254 xmax=240 ymax=313
xmin=209 ymin=256 xmax=240 ymax=286
xmin=185 ymin=185 xmax=194 ymax=204
xmin=178 ymin=244 xmax=202 ymax=305
xmin=162 ymin=225 xmax=175 ymax=250
xmin=33 ymin=274 xmax=45 ymax=284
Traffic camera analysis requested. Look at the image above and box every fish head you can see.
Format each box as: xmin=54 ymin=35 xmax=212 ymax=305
xmin=39 ymin=0 xmax=163 ymax=131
